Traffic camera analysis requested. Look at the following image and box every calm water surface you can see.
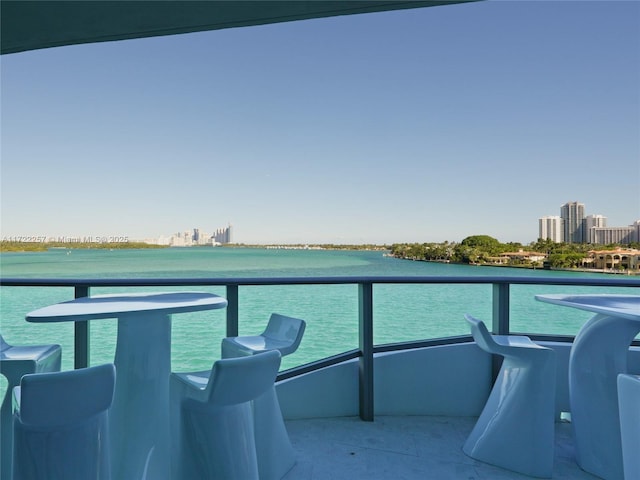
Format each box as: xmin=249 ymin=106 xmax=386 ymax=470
xmin=1 ymin=247 xmax=636 ymax=375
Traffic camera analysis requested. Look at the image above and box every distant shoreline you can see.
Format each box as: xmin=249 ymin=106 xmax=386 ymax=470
xmin=399 ymin=257 xmax=639 ymax=276
xmin=0 ymin=242 xmax=390 ymax=253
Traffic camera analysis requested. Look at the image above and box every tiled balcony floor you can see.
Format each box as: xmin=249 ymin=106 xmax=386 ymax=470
xmin=283 ymin=416 xmax=600 ymax=480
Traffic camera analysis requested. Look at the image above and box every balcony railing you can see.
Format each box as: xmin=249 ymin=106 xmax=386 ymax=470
xmin=2 ymin=275 xmax=639 ymax=420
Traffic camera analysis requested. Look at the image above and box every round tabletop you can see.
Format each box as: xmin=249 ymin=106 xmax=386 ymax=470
xmin=535 ymin=294 xmax=640 ymax=321
xmin=26 ymin=291 xmax=228 ymax=323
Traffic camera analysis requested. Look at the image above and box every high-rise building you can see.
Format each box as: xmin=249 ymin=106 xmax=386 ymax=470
xmin=538 ymin=216 xmax=563 ymax=243
xmin=212 ymin=224 xmax=232 ymax=244
xmin=561 ymin=202 xmax=585 ymax=243
xmin=584 ymin=215 xmax=607 ymax=243
xmin=590 ymin=226 xmax=635 ymax=245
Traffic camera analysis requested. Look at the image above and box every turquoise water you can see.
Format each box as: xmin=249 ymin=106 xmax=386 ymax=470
xmin=1 ymin=247 xmax=637 ymax=375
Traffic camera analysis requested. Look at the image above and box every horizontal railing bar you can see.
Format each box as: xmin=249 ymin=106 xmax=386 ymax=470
xmin=2 ymin=275 xmax=640 ymax=287
xmin=277 ymin=349 xmax=361 ymax=381
xmin=374 ymin=336 xmax=473 ymax=353
xmin=523 ymin=333 xmax=640 ymax=347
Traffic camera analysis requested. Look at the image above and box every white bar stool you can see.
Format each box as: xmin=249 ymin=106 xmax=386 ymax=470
xmin=170 ymin=350 xmax=281 ymax=480
xmin=0 ymin=335 xmax=61 ymax=480
xmin=12 ymin=363 xmax=115 ymax=480
xmin=221 ymin=313 xmax=305 ymax=480
xmin=618 ymin=373 xmax=640 ymax=480
xmin=462 ymin=314 xmax=556 ymax=478
xmin=221 ymin=313 xmax=306 ymax=358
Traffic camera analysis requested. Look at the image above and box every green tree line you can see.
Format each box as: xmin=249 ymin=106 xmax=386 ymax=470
xmin=390 ymin=236 xmax=640 ymax=269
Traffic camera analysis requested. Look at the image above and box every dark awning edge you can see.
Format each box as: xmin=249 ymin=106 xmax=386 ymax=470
xmin=1 ymin=0 xmax=479 ymax=55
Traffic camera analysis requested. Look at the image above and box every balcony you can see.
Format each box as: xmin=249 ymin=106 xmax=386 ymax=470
xmin=2 ymin=275 xmax=639 ymax=479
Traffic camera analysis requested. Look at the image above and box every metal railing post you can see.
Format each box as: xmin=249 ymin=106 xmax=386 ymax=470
xmin=492 ymin=282 xmax=510 ymax=335
xmin=226 ymin=284 xmax=239 ymax=337
xmin=358 ymin=282 xmax=374 ymax=421
xmin=491 ymin=282 xmax=510 ymax=381
xmin=74 ymin=285 xmax=90 ymax=369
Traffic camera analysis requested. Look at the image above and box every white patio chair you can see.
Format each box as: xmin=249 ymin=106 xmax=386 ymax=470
xmin=12 ymin=363 xmax=116 ymax=480
xmin=618 ymin=373 xmax=640 ymax=480
xmin=170 ymin=350 xmax=281 ymax=480
xmin=462 ymin=314 xmax=556 ymax=478
xmin=0 ymin=334 xmax=62 ymax=480
xmin=221 ymin=313 xmax=306 ymax=358
xmin=221 ymin=313 xmax=305 ymax=479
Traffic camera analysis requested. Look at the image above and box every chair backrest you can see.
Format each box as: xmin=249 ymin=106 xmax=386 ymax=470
xmin=17 ymin=363 xmax=115 ymax=428
xmin=263 ymin=313 xmax=306 ymax=355
xmin=207 ymin=350 xmax=281 ymax=406
xmin=13 ymin=364 xmax=116 ymax=480
xmin=464 ymin=314 xmax=503 ymax=355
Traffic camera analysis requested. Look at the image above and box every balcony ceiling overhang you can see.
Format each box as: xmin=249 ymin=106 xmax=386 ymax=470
xmin=1 ymin=0 xmax=478 ymax=55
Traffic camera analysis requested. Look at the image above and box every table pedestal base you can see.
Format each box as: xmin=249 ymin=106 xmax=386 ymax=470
xmin=570 ymin=313 xmax=640 ymax=480
xmin=110 ymin=313 xmax=171 ymax=480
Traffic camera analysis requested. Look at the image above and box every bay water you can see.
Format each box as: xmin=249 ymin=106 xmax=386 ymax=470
xmin=1 ymin=247 xmax=636 ymax=377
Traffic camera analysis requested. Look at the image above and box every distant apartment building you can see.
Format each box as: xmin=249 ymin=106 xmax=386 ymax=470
xmin=538 ymin=203 xmax=637 ymax=245
xmin=584 ymin=214 xmax=607 ymax=243
xmin=561 ymin=201 xmax=585 ymax=243
xmin=167 ymin=231 xmax=193 ymax=246
xmin=538 ymin=216 xmax=563 ymax=242
xmin=590 ymin=226 xmax=636 ymax=245
xmin=212 ymin=224 xmax=233 ymax=244
xmin=149 ymin=224 xmax=233 ymax=246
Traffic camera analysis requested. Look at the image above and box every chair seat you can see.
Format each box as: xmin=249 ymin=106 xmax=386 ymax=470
xmin=1 ymin=344 xmax=61 ymax=362
xmin=173 ymin=371 xmax=209 ymax=389
xmin=223 ymin=335 xmax=295 ymax=355
xmin=221 ymin=313 xmax=306 ymax=359
xmin=491 ymin=334 xmax=550 ymax=349
xmin=463 ymin=315 xmax=556 ymax=478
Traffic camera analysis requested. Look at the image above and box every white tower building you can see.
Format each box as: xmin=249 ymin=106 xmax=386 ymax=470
xmin=584 ymin=215 xmax=607 ymax=243
xmin=561 ymin=202 xmax=585 ymax=243
xmin=539 ymin=216 xmax=563 ymax=243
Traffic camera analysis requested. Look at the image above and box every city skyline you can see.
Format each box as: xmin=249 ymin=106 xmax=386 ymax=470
xmin=539 ymin=201 xmax=640 ymax=245
xmin=6 ymin=204 xmax=640 ymax=246
xmin=2 ymin=1 xmax=639 ymax=245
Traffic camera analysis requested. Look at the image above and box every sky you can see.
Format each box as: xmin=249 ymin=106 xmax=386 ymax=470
xmin=1 ymin=0 xmax=639 ymax=245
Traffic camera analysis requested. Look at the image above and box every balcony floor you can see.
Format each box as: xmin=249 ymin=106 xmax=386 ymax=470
xmin=283 ymin=415 xmax=600 ymax=480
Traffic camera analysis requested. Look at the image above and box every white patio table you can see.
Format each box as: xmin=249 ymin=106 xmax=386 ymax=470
xmin=26 ymin=291 xmax=228 ymax=480
xmin=535 ymin=293 xmax=640 ymax=480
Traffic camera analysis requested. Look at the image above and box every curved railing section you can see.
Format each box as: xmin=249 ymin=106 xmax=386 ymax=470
xmin=2 ymin=275 xmax=639 ymax=420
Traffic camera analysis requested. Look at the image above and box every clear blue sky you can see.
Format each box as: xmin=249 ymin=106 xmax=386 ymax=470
xmin=2 ymin=0 xmax=639 ymax=245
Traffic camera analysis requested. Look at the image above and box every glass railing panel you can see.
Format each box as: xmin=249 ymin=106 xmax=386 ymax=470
xmin=0 ymin=286 xmax=76 ymax=404
xmin=0 ymin=286 xmax=76 ymax=369
xmin=510 ymin=284 xmax=640 ymax=337
xmin=373 ymin=283 xmax=493 ymax=344
xmin=237 ymin=284 xmax=359 ymax=370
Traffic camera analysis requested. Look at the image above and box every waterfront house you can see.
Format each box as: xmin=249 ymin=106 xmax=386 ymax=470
xmin=585 ymin=248 xmax=640 ymax=273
